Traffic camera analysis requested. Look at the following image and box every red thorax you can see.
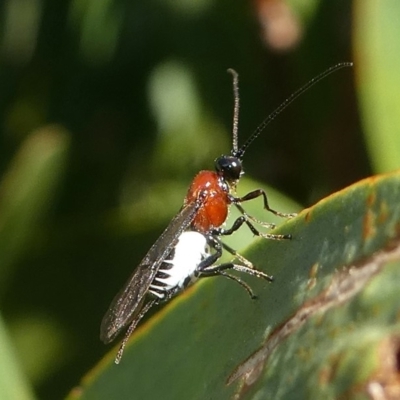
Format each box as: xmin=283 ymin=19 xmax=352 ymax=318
xmin=184 ymin=170 xmax=231 ymax=233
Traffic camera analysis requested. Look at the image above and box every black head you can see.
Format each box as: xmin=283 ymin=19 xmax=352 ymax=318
xmin=215 ymin=155 xmax=243 ymax=183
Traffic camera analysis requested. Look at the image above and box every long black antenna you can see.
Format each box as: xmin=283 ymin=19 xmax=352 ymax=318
xmin=233 ymin=62 xmax=353 ymax=159
xmin=227 ymin=68 xmax=240 ymax=154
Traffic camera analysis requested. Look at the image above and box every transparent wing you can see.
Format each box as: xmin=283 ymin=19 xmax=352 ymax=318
xmin=100 ymin=198 xmax=203 ymax=343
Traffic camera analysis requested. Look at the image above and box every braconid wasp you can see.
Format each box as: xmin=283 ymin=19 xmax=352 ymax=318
xmin=100 ymin=62 xmax=352 ymax=363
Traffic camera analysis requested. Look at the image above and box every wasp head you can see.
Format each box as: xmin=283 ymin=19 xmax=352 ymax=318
xmin=215 ymin=155 xmax=243 ymax=186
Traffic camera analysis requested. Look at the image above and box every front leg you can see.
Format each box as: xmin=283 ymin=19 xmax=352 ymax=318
xmin=212 ymin=215 xmax=291 ymax=241
xmin=231 ymin=189 xmax=297 ymax=219
xmin=196 ymin=235 xmax=273 ymax=283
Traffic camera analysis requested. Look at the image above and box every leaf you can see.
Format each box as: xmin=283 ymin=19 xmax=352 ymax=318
xmin=68 ymin=169 xmax=400 ymax=400
xmin=0 ymin=126 xmax=70 ymax=392
xmin=0 ymin=125 xmax=70 ymax=293
xmin=354 ymin=0 xmax=400 ymax=172
xmin=0 ymin=316 xmax=36 ymax=400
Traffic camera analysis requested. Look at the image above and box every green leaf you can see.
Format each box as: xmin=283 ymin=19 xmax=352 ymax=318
xmin=0 ymin=316 xmax=36 ymax=400
xmin=354 ymin=0 xmax=400 ymax=172
xmin=0 ymin=125 xmax=70 ymax=393
xmin=69 ymin=169 xmax=400 ymax=400
xmin=0 ymin=125 xmax=70 ymax=292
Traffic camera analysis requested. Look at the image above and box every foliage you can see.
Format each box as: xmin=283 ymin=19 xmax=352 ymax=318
xmin=0 ymin=0 xmax=399 ymax=399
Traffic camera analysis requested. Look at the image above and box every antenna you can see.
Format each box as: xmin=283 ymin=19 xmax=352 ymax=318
xmin=233 ymin=62 xmax=353 ymax=159
xmin=227 ymin=68 xmax=240 ymax=154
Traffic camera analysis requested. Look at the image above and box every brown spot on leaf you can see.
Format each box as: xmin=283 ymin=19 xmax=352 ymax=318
xmin=319 ymin=353 xmax=341 ymax=386
xmin=363 ymin=209 xmax=377 ymax=241
xmin=367 ymin=192 xmax=376 ymax=207
xmin=378 ymin=201 xmax=389 ymax=225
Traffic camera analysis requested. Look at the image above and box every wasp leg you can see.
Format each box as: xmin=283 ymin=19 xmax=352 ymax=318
xmin=199 ymin=258 xmax=272 ymax=290
xmin=196 ymin=236 xmax=273 ymax=298
xmin=212 ymin=214 xmax=291 ymax=241
xmin=197 ymin=256 xmax=257 ymax=298
xmin=233 ymin=203 xmax=276 ymax=229
xmin=216 ymin=270 xmax=257 ymax=299
xmin=219 ymin=237 xmax=274 ymax=282
xmin=115 ymin=298 xmax=157 ymax=364
xmin=217 ymin=242 xmax=274 ymax=282
xmin=207 ymin=236 xmax=273 ymax=279
xmin=231 ymin=189 xmax=297 ymax=219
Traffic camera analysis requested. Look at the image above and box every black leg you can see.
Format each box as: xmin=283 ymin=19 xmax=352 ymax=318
xmin=196 ymin=238 xmax=223 ymax=275
xmin=218 ymin=189 xmax=295 ymax=240
xmin=213 ymin=214 xmax=291 ymax=241
xmin=196 ymin=236 xmax=235 ymax=276
xmin=212 ymin=270 xmax=257 ymax=299
xmin=231 ymin=189 xmax=297 ymax=219
xmin=196 ymin=236 xmax=273 ymax=289
xmin=234 ymin=202 xmax=276 ymax=229
xmin=200 ymin=260 xmax=273 ymax=283
xmin=212 ymin=216 xmax=247 ymax=236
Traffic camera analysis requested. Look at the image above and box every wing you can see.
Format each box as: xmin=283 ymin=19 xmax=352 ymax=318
xmin=100 ymin=198 xmax=204 ymax=343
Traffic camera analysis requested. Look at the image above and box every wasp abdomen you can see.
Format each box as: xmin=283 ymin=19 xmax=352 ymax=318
xmin=149 ymin=231 xmax=209 ymax=299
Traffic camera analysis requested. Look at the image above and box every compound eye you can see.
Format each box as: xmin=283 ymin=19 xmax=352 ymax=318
xmin=215 ymin=156 xmax=242 ymax=182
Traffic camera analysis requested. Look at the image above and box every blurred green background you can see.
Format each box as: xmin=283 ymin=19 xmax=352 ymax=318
xmin=0 ymin=0 xmax=399 ymax=399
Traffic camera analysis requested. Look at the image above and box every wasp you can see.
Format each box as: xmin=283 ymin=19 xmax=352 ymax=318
xmin=100 ymin=63 xmax=352 ymax=363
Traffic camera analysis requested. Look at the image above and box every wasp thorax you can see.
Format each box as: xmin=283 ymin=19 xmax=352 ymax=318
xmin=215 ymin=156 xmax=242 ymax=182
